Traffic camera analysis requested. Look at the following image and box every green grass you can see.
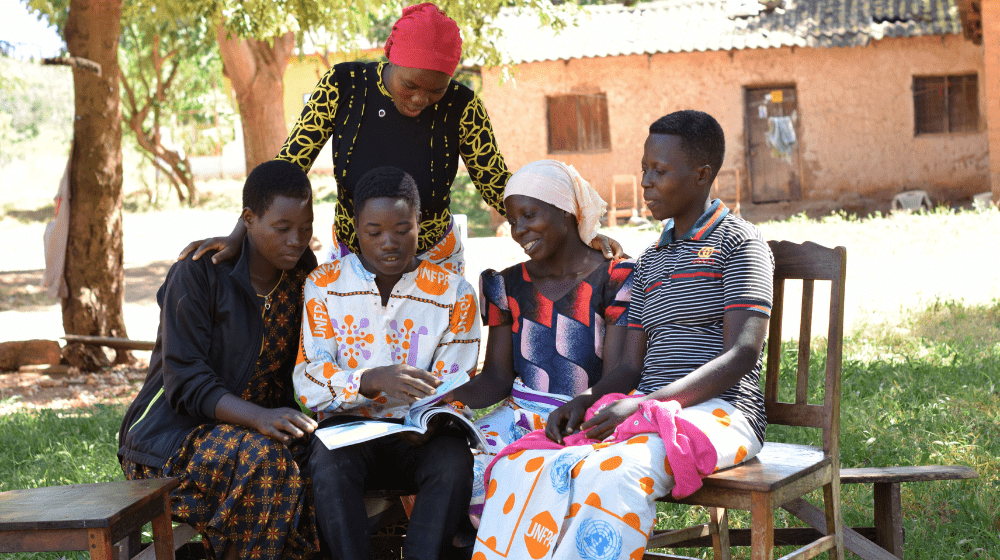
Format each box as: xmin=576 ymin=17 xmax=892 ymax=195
xmin=0 ymin=404 xmax=125 ymax=492
xmin=3 ymin=300 xmax=996 ymax=558
xmin=0 ymin=404 xmax=133 ymax=560
xmin=448 ymin=172 xmax=495 ymax=237
xmin=656 ymin=298 xmax=1000 ymax=559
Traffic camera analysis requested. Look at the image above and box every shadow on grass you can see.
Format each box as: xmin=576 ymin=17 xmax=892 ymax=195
xmin=910 ymin=297 xmax=1000 ymax=350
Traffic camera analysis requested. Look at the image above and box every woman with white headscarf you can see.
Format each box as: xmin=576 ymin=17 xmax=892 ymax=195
xmin=443 ymin=160 xmax=636 ymax=522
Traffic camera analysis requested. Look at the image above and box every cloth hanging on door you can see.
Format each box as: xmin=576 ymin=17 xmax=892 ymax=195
xmin=766 ymin=116 xmax=797 ymax=161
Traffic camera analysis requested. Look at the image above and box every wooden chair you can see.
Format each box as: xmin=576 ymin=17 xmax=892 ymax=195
xmin=607 ymin=174 xmax=639 ymax=226
xmin=645 ymin=240 xmax=847 ymax=560
xmin=711 ymin=169 xmax=741 ymax=217
xmin=0 ymin=478 xmax=177 ymax=560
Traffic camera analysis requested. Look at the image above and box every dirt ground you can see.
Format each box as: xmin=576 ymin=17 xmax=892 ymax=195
xmin=0 ymin=361 xmax=147 ymax=414
xmin=0 ymin=207 xmax=278 ymax=413
xmin=0 ymin=204 xmax=662 ymax=414
xmin=0 ymin=210 xmax=219 ymax=413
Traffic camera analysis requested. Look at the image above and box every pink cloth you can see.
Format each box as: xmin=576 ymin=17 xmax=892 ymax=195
xmin=483 ymin=394 xmax=718 ymax=499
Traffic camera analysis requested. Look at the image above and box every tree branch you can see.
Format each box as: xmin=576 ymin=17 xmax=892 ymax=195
xmin=43 ymin=56 xmax=101 ymax=75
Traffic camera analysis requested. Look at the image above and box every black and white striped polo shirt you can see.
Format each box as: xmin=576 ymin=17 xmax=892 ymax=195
xmin=628 ymin=199 xmax=774 ymax=443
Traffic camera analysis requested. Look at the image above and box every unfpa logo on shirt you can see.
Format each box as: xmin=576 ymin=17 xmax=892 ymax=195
xmin=450 ymin=294 xmax=476 ymax=334
xmin=524 ymin=511 xmax=558 ymax=559
xmin=415 ymin=263 xmax=451 ymax=296
xmin=310 ymin=261 xmax=342 ymax=287
xmin=306 ymin=299 xmax=333 ymax=339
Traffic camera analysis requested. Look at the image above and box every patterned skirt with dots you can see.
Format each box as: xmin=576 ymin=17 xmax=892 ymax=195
xmin=472 ymin=398 xmax=761 ymax=560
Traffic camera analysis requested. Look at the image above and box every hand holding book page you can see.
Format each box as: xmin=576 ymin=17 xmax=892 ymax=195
xmin=314 ymin=372 xmax=489 ymax=450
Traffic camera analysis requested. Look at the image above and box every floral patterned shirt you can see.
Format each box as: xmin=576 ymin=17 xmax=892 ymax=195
xmin=294 ymin=253 xmax=481 ymax=421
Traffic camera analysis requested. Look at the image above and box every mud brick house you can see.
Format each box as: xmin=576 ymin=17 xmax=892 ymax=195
xmin=479 ymin=0 xmax=992 ymax=217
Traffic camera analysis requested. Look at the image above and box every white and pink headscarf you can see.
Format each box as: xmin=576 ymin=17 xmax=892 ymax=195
xmin=503 ymin=160 xmax=606 ymax=244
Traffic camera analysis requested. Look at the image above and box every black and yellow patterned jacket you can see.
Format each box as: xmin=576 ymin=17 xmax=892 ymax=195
xmin=277 ymin=61 xmax=510 ymax=253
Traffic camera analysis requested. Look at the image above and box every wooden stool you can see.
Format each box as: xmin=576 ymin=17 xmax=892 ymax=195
xmin=0 ymin=478 xmax=177 ymax=560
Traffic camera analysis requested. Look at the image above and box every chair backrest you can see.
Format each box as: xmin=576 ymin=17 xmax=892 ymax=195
xmin=763 ymin=240 xmax=847 ymax=458
xmin=610 ymin=174 xmax=638 ymax=208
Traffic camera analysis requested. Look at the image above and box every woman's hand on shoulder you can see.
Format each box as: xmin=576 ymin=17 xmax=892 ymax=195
xmin=579 ymin=397 xmax=642 ymax=441
xmin=590 ymin=234 xmax=627 ymax=259
xmin=178 ymin=220 xmax=246 ymax=263
xmin=177 ymin=236 xmax=238 ymax=264
xmin=253 ymin=407 xmax=318 ymax=443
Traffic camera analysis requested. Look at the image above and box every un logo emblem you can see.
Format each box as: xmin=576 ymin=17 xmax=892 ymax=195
xmin=575 ymin=518 xmax=622 ymax=560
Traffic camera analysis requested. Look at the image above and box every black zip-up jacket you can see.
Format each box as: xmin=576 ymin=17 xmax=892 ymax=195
xmin=118 ymin=240 xmax=316 ymax=468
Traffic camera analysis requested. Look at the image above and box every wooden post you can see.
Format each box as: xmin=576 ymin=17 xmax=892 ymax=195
xmin=609 ymin=176 xmax=617 ymax=226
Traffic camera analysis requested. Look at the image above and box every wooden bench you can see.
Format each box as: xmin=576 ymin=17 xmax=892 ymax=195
xmin=836 ymin=465 xmax=978 ymax=558
xmin=658 ymin=464 xmax=978 ymax=560
xmin=62 ymin=335 xmax=156 ymax=364
xmin=63 ymin=335 xmax=156 ymax=352
xmin=0 ymin=479 xmax=177 ymax=560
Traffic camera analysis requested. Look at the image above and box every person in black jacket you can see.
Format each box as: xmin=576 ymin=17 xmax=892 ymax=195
xmin=118 ymin=160 xmax=320 ymax=560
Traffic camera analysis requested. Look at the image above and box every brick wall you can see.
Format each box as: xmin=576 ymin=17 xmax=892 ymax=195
xmin=984 ymin=2 xmax=1000 ymax=204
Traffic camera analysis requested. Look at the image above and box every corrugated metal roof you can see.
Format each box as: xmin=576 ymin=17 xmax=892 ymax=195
xmin=494 ymin=0 xmax=963 ymax=63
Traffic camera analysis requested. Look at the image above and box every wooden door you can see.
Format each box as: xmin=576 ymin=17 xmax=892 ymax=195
xmin=745 ymin=86 xmax=802 ymax=203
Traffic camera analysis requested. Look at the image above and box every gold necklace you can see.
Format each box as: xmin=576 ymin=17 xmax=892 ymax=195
xmin=258 ymin=271 xmax=284 ymax=312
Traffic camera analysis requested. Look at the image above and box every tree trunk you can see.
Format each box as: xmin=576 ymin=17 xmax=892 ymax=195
xmin=218 ymin=29 xmax=294 ymax=173
xmin=63 ymin=0 xmax=130 ymax=369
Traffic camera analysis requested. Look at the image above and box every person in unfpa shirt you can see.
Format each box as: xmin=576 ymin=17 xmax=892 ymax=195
xmin=294 ymin=166 xmax=481 ymax=560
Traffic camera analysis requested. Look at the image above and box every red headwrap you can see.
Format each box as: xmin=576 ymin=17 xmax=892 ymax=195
xmin=384 ymin=3 xmax=463 ymax=76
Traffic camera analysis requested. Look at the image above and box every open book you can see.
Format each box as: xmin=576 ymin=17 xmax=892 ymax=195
xmin=314 ymin=373 xmax=488 ymax=451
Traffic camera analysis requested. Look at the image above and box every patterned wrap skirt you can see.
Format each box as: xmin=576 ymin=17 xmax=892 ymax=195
xmin=121 ymin=266 xmax=319 ymax=560
xmin=122 ymin=428 xmax=317 ymax=560
xmin=470 ymin=380 xmax=569 ymax=518
xmin=472 ymin=398 xmax=763 ymax=560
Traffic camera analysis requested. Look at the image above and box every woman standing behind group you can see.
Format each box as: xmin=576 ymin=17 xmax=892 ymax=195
xmin=276 ymin=2 xmax=508 ymax=271
xmin=184 ymin=2 xmax=507 ymax=273
xmin=444 ymin=160 xmax=635 ymax=521
xmin=181 ymin=2 xmax=621 ymax=268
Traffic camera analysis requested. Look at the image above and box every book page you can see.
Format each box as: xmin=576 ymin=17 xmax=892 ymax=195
xmin=404 ymin=371 xmax=471 ymax=425
xmin=314 ymin=372 xmax=477 ymax=451
xmin=314 ymin=420 xmax=417 ymax=450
